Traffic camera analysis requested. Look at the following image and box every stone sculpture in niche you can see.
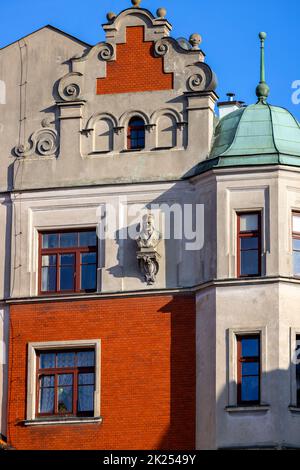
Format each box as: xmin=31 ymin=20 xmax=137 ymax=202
xmin=136 ymin=213 xmax=162 ymax=285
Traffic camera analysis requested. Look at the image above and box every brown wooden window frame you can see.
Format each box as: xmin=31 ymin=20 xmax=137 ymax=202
xmin=237 ymin=334 xmax=261 ymax=406
xmin=127 ymin=117 xmax=145 ymax=150
xmin=237 ymin=211 xmax=262 ymax=278
xmin=36 ymin=349 xmax=95 ymax=418
xmin=38 ymin=228 xmax=98 ymax=295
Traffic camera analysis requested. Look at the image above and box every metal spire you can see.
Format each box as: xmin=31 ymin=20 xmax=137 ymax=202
xmin=256 ymin=32 xmax=270 ymax=104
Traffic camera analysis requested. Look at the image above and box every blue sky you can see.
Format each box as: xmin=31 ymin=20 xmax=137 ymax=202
xmin=1 ymin=0 xmax=300 ymax=118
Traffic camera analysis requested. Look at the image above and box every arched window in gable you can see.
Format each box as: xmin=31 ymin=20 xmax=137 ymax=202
xmin=127 ymin=117 xmax=145 ymax=150
xmin=94 ymin=118 xmax=114 ymax=152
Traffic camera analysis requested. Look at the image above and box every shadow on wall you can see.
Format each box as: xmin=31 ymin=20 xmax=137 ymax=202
xmin=0 ymin=309 xmax=9 ymax=441
xmin=107 ymin=174 xmax=216 ymax=289
xmin=157 ymin=296 xmax=196 ymax=450
xmin=217 ymin=372 xmax=300 ymax=450
xmin=196 ymin=344 xmax=300 ymax=449
xmin=0 ymin=194 xmax=11 ymax=440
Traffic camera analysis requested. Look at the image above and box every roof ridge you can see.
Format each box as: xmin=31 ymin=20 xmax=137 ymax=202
xmin=0 ymin=24 xmax=92 ymax=51
xmin=267 ymin=103 xmax=280 ymax=155
xmin=219 ymin=106 xmax=248 ymax=157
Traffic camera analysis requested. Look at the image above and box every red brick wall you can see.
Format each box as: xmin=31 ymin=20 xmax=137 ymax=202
xmin=96 ymin=26 xmax=173 ymax=95
xmin=7 ymin=294 xmax=195 ymax=450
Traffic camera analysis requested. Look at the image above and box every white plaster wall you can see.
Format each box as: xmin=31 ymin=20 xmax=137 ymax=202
xmin=0 ymin=27 xmax=88 ymax=192
xmin=195 ymin=166 xmax=300 ymax=449
xmin=196 ymin=288 xmax=216 ymax=450
xmin=278 ymin=282 xmax=300 ymax=448
xmin=215 ymin=167 xmax=278 ymax=279
xmin=215 ymin=283 xmax=279 ymax=449
xmin=9 ymin=179 xmax=215 ymax=298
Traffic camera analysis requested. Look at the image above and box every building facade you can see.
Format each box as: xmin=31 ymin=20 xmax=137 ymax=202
xmin=1 ymin=0 xmax=300 ymax=450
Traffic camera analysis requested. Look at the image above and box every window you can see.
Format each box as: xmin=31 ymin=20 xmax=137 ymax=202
xmin=295 ymin=335 xmax=300 ymax=407
xmin=292 ymin=213 xmax=300 ymax=275
xmin=127 ymin=117 xmax=145 ymax=150
xmin=26 ymin=340 xmax=101 ymax=424
xmin=237 ymin=335 xmax=260 ymax=405
xmin=39 ymin=229 xmax=97 ymax=294
xmin=237 ymin=212 xmax=261 ymax=277
xmin=36 ymin=349 xmax=95 ymax=418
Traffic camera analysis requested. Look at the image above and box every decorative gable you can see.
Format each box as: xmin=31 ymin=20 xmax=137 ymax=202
xmin=11 ymin=2 xmax=218 ymax=189
xmin=96 ymin=26 xmax=173 ymax=95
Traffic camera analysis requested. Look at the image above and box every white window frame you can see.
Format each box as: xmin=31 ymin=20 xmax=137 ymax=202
xmin=26 ymin=339 xmax=101 ymax=425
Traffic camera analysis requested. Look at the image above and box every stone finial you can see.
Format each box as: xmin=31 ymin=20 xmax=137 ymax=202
xmin=256 ymin=31 xmax=270 ymax=104
xmin=131 ymin=0 xmax=142 ymax=7
xmin=156 ymin=7 xmax=167 ymax=18
xmin=189 ymin=33 xmax=202 ymax=50
xmin=106 ymin=12 xmax=116 ymax=22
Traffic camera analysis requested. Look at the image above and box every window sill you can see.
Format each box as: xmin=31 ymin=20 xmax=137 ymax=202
xmin=225 ymin=405 xmax=270 ymax=413
xmin=39 ymin=291 xmax=97 ymax=297
xmin=24 ymin=416 xmax=103 ymax=426
xmin=153 ymin=146 xmax=174 ymax=151
xmin=237 ymin=275 xmax=262 ymax=280
xmin=288 ymin=406 xmax=300 ymax=413
xmin=88 ymin=151 xmax=112 ymax=155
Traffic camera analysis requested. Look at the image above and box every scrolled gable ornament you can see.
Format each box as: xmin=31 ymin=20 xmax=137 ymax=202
xmin=188 ymin=73 xmax=204 ymax=92
xmin=154 ymin=39 xmax=169 ymax=57
xmin=14 ymin=123 xmax=59 ymax=158
xmin=57 ymin=72 xmax=83 ymax=102
xmin=186 ymin=62 xmax=217 ymax=93
xmin=98 ymin=42 xmax=115 ymax=61
xmin=136 ymin=213 xmax=162 ymax=285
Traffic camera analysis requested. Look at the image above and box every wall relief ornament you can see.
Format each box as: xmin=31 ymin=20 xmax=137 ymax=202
xmin=14 ymin=122 xmax=59 ymax=158
xmin=98 ymin=43 xmax=115 ymax=61
xmin=188 ymin=74 xmax=204 ymax=91
xmin=154 ymin=38 xmax=169 ymax=57
xmin=57 ymin=72 xmax=83 ymax=102
xmin=136 ymin=213 xmax=162 ymax=285
xmin=186 ymin=62 xmax=217 ymax=92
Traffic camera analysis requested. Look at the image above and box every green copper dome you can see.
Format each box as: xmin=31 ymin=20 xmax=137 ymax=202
xmin=195 ymin=102 xmax=300 ymax=174
xmin=194 ymin=32 xmax=300 ymax=175
xmin=212 ymin=102 xmax=300 ymax=156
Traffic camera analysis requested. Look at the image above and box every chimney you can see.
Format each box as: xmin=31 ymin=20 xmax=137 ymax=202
xmin=217 ymin=93 xmax=245 ymax=119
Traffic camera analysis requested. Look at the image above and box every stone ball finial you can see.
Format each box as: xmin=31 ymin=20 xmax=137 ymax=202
xmin=157 ymin=7 xmax=167 ymax=18
xmin=106 ymin=12 xmax=116 ymax=22
xmin=259 ymin=31 xmax=267 ymax=40
xmin=189 ymin=33 xmax=202 ymax=50
xmin=256 ymin=82 xmax=270 ymax=103
xmin=131 ymin=0 xmax=142 ymax=7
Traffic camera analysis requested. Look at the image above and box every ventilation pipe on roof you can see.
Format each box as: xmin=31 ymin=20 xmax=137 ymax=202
xmin=218 ymin=92 xmax=244 ymax=119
